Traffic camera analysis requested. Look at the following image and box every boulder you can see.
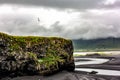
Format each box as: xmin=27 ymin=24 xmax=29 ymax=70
xmin=0 ymin=32 xmax=75 ymax=77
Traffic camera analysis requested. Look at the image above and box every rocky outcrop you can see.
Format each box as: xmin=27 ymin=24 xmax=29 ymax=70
xmin=0 ymin=32 xmax=75 ymax=77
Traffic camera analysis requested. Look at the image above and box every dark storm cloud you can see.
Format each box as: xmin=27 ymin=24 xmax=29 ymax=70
xmin=0 ymin=0 xmax=104 ymax=9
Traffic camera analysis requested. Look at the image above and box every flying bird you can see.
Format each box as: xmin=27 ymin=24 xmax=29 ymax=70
xmin=38 ymin=17 xmax=40 ymax=22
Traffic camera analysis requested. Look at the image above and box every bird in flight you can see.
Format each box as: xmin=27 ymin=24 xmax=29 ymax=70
xmin=38 ymin=17 xmax=40 ymax=22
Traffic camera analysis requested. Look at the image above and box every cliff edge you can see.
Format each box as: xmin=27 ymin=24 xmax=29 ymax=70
xmin=0 ymin=32 xmax=74 ymax=77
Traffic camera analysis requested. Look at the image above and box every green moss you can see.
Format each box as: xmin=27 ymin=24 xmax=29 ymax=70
xmin=0 ymin=32 xmax=74 ymax=74
xmin=37 ymin=52 xmax=64 ymax=70
xmin=9 ymin=43 xmax=20 ymax=51
xmin=38 ymin=54 xmax=63 ymax=63
xmin=27 ymin=52 xmax=38 ymax=60
xmin=0 ymin=32 xmax=11 ymax=39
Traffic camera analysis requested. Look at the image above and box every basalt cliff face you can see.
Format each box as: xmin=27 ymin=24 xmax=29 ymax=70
xmin=0 ymin=32 xmax=74 ymax=77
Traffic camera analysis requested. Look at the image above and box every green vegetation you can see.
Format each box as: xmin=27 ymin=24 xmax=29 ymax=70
xmin=0 ymin=32 xmax=70 ymax=51
xmin=38 ymin=53 xmax=64 ymax=63
xmin=73 ymin=38 xmax=120 ymax=51
xmin=73 ymin=54 xmax=85 ymax=57
xmin=38 ymin=54 xmax=63 ymax=69
xmin=74 ymin=52 xmax=112 ymax=57
xmin=37 ymin=48 xmax=65 ymax=70
xmin=0 ymin=32 xmax=74 ymax=75
xmin=27 ymin=52 xmax=38 ymax=60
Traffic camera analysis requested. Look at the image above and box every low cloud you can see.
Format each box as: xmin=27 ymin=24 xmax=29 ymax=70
xmin=0 ymin=4 xmax=120 ymax=40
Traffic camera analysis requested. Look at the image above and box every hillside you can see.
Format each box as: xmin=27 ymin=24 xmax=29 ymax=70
xmin=72 ymin=37 xmax=120 ymax=51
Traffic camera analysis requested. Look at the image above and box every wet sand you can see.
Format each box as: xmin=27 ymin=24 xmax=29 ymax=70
xmin=1 ymin=71 xmax=120 ymax=80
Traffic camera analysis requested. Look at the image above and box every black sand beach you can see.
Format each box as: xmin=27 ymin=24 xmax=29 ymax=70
xmin=1 ymin=52 xmax=120 ymax=80
xmin=1 ymin=71 xmax=120 ymax=80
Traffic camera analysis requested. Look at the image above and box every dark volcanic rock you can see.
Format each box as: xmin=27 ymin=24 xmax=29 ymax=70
xmin=89 ymin=71 xmax=98 ymax=74
xmin=0 ymin=32 xmax=75 ymax=78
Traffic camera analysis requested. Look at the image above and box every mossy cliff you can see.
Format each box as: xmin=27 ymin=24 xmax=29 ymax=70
xmin=0 ymin=32 xmax=74 ymax=76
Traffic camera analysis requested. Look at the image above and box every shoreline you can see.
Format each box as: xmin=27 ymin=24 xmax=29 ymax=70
xmin=1 ymin=71 xmax=120 ymax=80
xmin=1 ymin=51 xmax=120 ymax=80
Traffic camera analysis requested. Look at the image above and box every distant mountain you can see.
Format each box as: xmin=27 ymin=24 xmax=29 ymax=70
xmin=72 ymin=37 xmax=120 ymax=51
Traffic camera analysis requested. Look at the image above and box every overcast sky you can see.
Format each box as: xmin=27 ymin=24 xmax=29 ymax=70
xmin=0 ymin=0 xmax=120 ymax=39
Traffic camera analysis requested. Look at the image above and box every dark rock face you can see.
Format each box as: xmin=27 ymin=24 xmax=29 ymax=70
xmin=0 ymin=32 xmax=75 ymax=77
